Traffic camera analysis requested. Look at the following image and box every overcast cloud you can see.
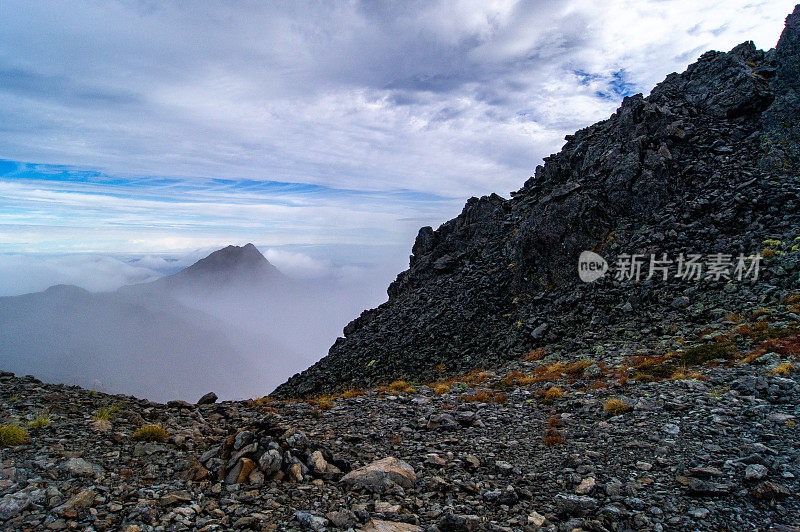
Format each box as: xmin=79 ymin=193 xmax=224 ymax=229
xmin=0 ymin=0 xmax=793 ymax=292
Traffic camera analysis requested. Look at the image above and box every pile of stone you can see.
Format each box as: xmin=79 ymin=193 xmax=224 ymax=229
xmin=197 ymin=421 xmax=350 ymax=486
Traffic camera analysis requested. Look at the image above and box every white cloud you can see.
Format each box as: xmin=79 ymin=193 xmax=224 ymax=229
xmin=0 ymin=254 xmax=163 ymax=296
xmin=264 ymin=248 xmax=334 ymax=279
xmin=0 ymin=0 xmax=792 ymax=198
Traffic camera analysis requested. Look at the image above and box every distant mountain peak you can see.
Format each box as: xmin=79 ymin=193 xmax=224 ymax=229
xmin=178 ymin=243 xmax=280 ymax=281
xmin=120 ymin=243 xmax=284 ymax=295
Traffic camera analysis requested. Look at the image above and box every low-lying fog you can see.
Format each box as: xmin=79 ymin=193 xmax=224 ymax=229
xmin=0 ymin=245 xmax=405 ymax=402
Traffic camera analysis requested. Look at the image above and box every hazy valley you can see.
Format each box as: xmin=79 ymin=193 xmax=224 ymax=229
xmin=0 ymin=244 xmax=388 ymax=402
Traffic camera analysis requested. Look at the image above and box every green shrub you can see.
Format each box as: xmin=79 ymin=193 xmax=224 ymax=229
xmin=27 ymin=415 xmax=51 ymax=429
xmin=682 ymin=340 xmax=737 ymax=366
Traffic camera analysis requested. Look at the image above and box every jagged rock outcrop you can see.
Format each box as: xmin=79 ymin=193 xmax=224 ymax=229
xmin=274 ymin=7 xmax=800 ymax=398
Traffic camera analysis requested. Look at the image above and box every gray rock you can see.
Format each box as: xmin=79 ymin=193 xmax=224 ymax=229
xmin=751 ymin=481 xmax=790 ymax=500
xmin=61 ymin=457 xmax=104 ymax=477
xmin=531 ymin=323 xmax=550 ymax=339
xmin=437 ymin=511 xmax=481 ymax=531
xmin=554 ymin=494 xmax=598 ymax=515
xmin=54 ymin=488 xmax=95 ymax=515
xmin=258 ymin=449 xmax=282 ymax=476
xmin=197 ymin=392 xmax=218 ymax=405
xmin=0 ymin=494 xmax=29 ymax=520
xmin=427 ymin=413 xmax=458 ymax=430
xmin=307 ymin=450 xmax=341 ymax=479
xmin=294 ymin=510 xmax=329 ymax=531
xmin=340 ymin=457 xmax=416 ymax=493
xmin=745 ymin=464 xmax=768 ymax=481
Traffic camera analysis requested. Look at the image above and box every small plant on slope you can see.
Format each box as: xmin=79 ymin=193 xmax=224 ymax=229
xmin=27 ymin=413 xmax=51 ymax=429
xmin=0 ymin=424 xmax=28 ymax=446
xmin=604 ymin=398 xmax=631 ymax=416
xmin=130 ymin=425 xmax=169 ymax=442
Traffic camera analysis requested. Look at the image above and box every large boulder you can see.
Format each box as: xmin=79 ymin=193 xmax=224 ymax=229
xmin=197 ymin=392 xmax=218 ymax=405
xmin=340 ymin=457 xmax=416 ymax=493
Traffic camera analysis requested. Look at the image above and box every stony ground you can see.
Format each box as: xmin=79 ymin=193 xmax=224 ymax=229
xmin=1 ymin=294 xmax=799 ymax=531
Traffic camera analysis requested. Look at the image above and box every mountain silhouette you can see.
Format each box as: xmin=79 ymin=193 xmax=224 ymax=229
xmin=0 ymin=245 xmax=296 ymax=402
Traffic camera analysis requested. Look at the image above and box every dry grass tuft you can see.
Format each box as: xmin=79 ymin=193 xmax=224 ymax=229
xmin=564 ymin=360 xmax=593 ymax=377
xmin=681 ymin=337 xmax=737 ymax=366
xmin=439 ymin=368 xmax=493 ymax=387
xmin=309 ymin=395 xmax=335 ymax=410
xmin=516 ymin=374 xmax=538 ymax=386
xmin=433 ymin=383 xmax=451 ymax=396
xmin=737 ymin=351 xmax=763 ymax=365
xmin=542 ymin=427 xmax=563 ymax=446
xmin=604 ymin=398 xmax=631 ymax=416
xmin=0 ymin=424 xmax=28 ymax=446
xmin=130 ymin=424 xmax=168 ymax=442
xmin=389 ymin=380 xmax=415 ymax=394
xmin=92 ymin=405 xmax=120 ymax=421
xmin=670 ymin=368 xmax=707 ymax=381
xmin=523 ymin=349 xmax=546 ymax=362
xmin=753 ymin=333 xmax=800 ymax=358
xmin=735 ymin=321 xmax=797 ymax=343
xmin=752 ymin=307 xmax=772 ymax=318
xmin=769 ymin=362 xmax=795 ymax=376
xmin=341 ymin=388 xmax=365 ymax=399
xmin=539 ymin=386 xmax=564 ymax=404
xmin=786 ymin=293 xmax=800 ymax=313
xmin=468 ymin=372 xmax=494 ymax=385
xmin=544 ymin=386 xmax=564 ymax=399
xmin=460 ymin=390 xmax=507 ymax=404
xmin=27 ymin=414 xmax=51 ymax=429
xmin=461 ymin=391 xmax=491 ymax=403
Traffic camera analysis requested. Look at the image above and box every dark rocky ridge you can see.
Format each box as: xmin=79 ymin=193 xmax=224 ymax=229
xmin=273 ymin=7 xmax=800 ymax=398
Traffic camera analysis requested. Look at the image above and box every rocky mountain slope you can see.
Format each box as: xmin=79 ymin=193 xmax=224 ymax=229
xmin=274 ymin=7 xmax=800 ymax=398
xmin=2 ymin=7 xmax=800 ymax=532
xmin=0 ymin=284 xmax=798 ymax=530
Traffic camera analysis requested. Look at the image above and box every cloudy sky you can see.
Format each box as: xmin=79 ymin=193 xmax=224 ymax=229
xmin=0 ymin=0 xmax=793 ymax=295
